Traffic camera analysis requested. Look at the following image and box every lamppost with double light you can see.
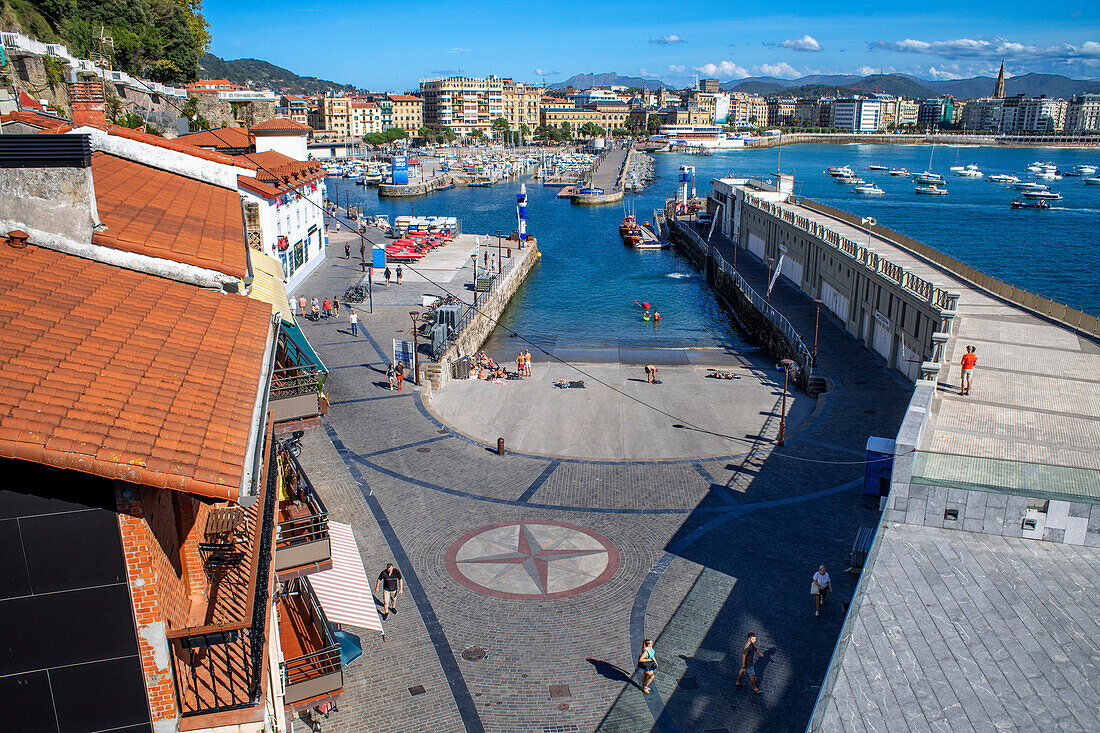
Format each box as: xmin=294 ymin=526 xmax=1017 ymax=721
xmin=409 ymin=311 xmax=420 ymax=386
xmin=777 ymin=358 xmax=794 ymax=446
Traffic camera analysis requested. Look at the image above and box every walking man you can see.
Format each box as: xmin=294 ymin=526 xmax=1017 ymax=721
xmin=322 ymin=297 xmax=332 ymax=318
xmin=960 ymin=345 xmax=977 ymax=396
xmin=394 ymin=361 xmax=405 ymax=391
xmin=288 ymin=296 xmax=297 ymax=318
xmin=812 ymin=565 xmax=832 ymax=617
xmin=344 ymin=242 xmax=351 ymax=259
xmin=349 ymin=309 xmax=358 ymax=336
xmin=299 ymin=295 xmax=307 ymax=314
xmin=396 ymin=264 xmax=403 ymax=284
xmin=374 ymin=562 xmax=403 ymax=620
xmin=736 ymin=632 xmax=763 ymax=694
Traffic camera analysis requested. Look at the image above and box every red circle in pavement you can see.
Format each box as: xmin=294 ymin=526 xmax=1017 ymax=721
xmin=444 ymin=520 xmax=621 ymax=600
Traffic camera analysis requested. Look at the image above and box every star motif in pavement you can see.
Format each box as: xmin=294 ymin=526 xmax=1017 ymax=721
xmin=457 ymin=522 xmax=608 ymax=596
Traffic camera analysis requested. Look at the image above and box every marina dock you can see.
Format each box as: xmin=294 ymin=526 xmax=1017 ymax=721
xmin=571 ymin=147 xmax=629 ymax=205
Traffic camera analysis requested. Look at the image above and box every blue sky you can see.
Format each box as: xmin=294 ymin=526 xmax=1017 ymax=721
xmin=202 ymin=1 xmax=1100 ymax=90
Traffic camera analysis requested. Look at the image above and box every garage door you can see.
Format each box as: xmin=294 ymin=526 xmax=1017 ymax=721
xmin=872 ymin=311 xmax=893 ymax=361
xmin=781 ymin=256 xmax=804 ymax=289
xmin=896 ymin=337 xmax=921 ymax=382
xmin=820 ymin=280 xmax=849 ymax=323
xmin=747 ymin=232 xmax=765 ymax=261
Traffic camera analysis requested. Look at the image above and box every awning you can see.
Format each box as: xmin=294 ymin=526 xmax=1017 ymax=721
xmin=247 ymin=250 xmax=293 ymax=324
xmin=282 ymin=320 xmax=328 ymax=373
xmin=308 ymin=521 xmax=384 ymax=636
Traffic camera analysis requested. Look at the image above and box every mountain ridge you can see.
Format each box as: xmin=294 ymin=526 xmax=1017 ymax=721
xmin=199 ymin=53 xmax=358 ymax=95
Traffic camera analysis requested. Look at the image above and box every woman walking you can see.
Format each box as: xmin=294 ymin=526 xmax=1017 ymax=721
xmin=387 ymin=364 xmax=396 ymax=391
xmin=637 ymin=638 xmax=657 ymax=694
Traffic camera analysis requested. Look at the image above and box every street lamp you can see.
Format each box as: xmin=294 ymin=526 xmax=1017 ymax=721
xmin=812 ymin=299 xmax=824 ymax=362
xmin=409 ymin=311 xmax=420 ymax=386
xmin=766 ymin=257 xmax=776 ymax=303
xmin=496 ymin=229 xmax=503 ymax=273
xmin=777 ymin=358 xmax=795 ymax=446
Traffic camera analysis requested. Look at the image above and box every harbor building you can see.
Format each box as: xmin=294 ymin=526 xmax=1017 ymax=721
xmin=349 ymin=99 xmax=383 ymax=136
xmin=419 ymin=75 xmax=505 ymax=137
xmin=831 ymin=98 xmax=883 ymax=132
xmin=1066 ymin=93 xmax=1100 ymax=132
xmin=766 ymin=97 xmax=795 ymax=126
xmin=917 ymin=96 xmax=956 ymax=127
xmin=726 ymin=92 xmax=769 ymax=127
xmin=388 ymin=93 xmax=424 ymax=135
xmin=1016 ymin=96 xmax=1068 ymax=132
xmin=310 ymin=95 xmax=351 ymax=137
xmin=895 ymin=98 xmax=919 ymax=128
xmin=501 ymin=80 xmax=541 ymax=132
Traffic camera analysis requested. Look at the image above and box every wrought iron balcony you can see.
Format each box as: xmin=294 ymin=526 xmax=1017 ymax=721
xmin=275 ymin=453 xmax=331 ymax=579
xmin=278 ymin=576 xmax=343 ymax=708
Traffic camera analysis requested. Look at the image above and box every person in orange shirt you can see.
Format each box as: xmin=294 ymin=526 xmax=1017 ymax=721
xmin=960 ymin=345 xmax=977 ymax=396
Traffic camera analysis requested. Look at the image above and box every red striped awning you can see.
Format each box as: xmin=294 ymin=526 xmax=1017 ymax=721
xmin=308 ymin=521 xmax=384 ymax=635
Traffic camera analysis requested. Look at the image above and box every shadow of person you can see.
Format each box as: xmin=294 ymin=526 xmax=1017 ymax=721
xmin=588 ymin=658 xmax=642 ymax=690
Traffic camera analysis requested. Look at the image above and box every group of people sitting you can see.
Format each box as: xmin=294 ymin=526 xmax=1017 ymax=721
xmin=468 ymin=351 xmax=517 ymax=381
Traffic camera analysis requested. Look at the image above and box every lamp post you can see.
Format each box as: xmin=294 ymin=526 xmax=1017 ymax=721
xmin=777 ymin=358 xmax=794 ymax=446
xmin=812 ymin=299 xmax=824 ymax=362
xmin=409 ymin=311 xmax=420 ymax=386
xmin=497 ymin=229 xmax=503 ymax=273
xmin=766 ymin=257 xmax=776 ymax=303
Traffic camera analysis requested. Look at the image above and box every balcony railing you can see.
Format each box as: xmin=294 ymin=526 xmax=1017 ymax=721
xmin=276 ymin=452 xmax=331 ymax=578
xmin=169 ymin=433 xmax=278 ymax=718
xmin=279 ymin=576 xmax=343 ymax=707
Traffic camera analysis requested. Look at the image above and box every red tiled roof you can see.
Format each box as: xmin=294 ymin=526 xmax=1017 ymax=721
xmin=250 ymin=118 xmax=311 ymax=132
xmin=180 ymin=127 xmax=255 ymax=151
xmin=388 ymin=94 xmax=423 ymax=102
xmin=1 ymin=110 xmax=69 ymax=130
xmin=0 ymin=243 xmax=272 ymax=501
xmin=240 ymin=151 xmax=324 ymax=188
xmin=102 ymin=125 xmax=245 ymax=166
xmin=91 ymin=153 xmax=249 ymax=278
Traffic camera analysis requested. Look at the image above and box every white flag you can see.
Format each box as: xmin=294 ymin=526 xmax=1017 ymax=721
xmin=767 ymin=252 xmax=785 ymax=297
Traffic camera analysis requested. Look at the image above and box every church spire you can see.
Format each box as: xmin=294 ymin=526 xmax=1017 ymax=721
xmin=994 ymin=61 xmax=1006 ymax=99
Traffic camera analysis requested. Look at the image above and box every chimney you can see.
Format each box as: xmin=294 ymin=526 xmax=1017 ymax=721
xmin=0 ymin=134 xmax=100 ymax=249
xmin=70 ymin=81 xmax=107 ymax=127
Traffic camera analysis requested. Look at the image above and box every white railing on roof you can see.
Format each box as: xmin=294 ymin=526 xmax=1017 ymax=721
xmin=219 ymin=90 xmax=278 ymax=102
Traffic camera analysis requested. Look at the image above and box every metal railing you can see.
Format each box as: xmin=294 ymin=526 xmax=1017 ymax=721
xmin=277 ymin=453 xmax=330 ymax=552
xmin=271 ymin=364 xmax=324 ymax=400
xmin=280 ymin=577 xmax=341 ymax=694
xmin=431 ymin=252 xmax=521 ymax=360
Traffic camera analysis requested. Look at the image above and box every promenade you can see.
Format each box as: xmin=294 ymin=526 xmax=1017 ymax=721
xmin=287 ymin=207 xmax=916 ymax=732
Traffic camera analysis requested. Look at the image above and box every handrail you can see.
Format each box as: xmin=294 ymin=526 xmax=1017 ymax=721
xmin=277 ymin=453 xmax=329 ymax=550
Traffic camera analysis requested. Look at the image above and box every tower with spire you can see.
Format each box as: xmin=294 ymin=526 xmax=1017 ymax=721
xmin=994 ymin=61 xmax=1006 ymax=99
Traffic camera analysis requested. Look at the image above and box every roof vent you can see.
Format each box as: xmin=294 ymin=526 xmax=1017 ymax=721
xmin=0 ymin=134 xmax=92 ymax=169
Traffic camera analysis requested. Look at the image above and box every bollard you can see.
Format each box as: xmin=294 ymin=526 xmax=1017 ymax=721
xmin=497 ymin=437 xmax=505 ymax=456
xmin=507 ymin=247 xmax=512 ymax=258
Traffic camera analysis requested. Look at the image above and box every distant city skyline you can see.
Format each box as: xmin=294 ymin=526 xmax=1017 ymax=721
xmin=203 ymin=0 xmax=1100 ymax=91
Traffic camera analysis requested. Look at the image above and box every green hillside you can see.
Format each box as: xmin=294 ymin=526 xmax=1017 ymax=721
xmin=1 ymin=0 xmax=209 ymax=83
xmin=199 ymin=53 xmax=357 ymax=95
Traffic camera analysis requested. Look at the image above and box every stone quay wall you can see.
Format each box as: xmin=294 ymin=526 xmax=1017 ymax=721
xmin=424 ymin=239 xmax=539 ymax=391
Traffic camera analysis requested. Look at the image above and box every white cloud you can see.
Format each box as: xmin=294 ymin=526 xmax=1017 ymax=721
xmin=650 ymin=34 xmax=686 ymax=45
xmin=782 ymin=35 xmax=821 ymax=52
xmin=923 ymin=65 xmax=966 ymax=81
xmin=447 ymin=47 xmax=470 ymax=54
xmin=871 ymin=36 xmax=1100 ymax=62
xmin=534 ymin=68 xmax=559 ymax=76
xmin=857 ymin=65 xmax=878 ymax=76
xmin=693 ymin=61 xmax=750 ymax=79
xmin=668 ymin=64 xmax=687 ymax=73
xmin=755 ymin=62 xmax=801 ymax=79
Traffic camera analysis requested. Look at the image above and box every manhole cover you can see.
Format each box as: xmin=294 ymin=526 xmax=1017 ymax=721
xmin=462 ymin=647 xmax=487 ymax=661
xmin=417 ymin=447 xmax=432 ymax=453
xmin=409 ymin=685 xmax=426 ymax=696
xmin=549 ymin=684 xmax=571 ymax=699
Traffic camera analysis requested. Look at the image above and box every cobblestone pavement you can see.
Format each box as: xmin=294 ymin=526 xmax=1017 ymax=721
xmin=290 ymin=214 xmax=913 ymax=732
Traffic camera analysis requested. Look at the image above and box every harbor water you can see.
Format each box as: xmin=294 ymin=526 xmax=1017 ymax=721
xmin=328 ymin=143 xmax=1100 ymax=352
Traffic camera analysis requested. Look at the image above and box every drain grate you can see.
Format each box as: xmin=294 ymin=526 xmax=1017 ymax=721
xmin=417 ymin=447 xmax=432 ymax=453
xmin=548 ymin=684 xmax=571 ymax=699
xmin=461 ymin=646 xmax=487 ymax=661
xmin=679 ymin=675 xmax=699 ymax=690
xmin=409 ymin=685 xmax=426 ymax=696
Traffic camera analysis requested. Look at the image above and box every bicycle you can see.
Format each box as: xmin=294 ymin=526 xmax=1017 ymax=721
xmin=279 ymin=430 xmax=304 ymax=458
xmin=343 ymin=285 xmax=368 ymax=304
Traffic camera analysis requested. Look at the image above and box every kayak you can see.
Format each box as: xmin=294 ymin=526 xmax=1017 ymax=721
xmin=642 ymin=315 xmax=651 ymax=321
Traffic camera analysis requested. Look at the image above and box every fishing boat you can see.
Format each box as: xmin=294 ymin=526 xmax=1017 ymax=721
xmin=1021 ymin=190 xmax=1062 ymax=200
xmin=988 ymin=174 xmax=1020 ymax=183
xmin=852 ymin=184 xmax=885 ymax=195
xmin=914 ymin=184 xmax=947 ymax=196
xmin=619 ymin=213 xmax=638 ymax=237
xmin=1011 ymin=198 xmax=1050 ymax=210
xmin=888 ymin=168 xmax=911 ymax=177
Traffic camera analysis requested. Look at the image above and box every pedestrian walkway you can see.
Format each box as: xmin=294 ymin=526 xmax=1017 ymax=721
xmin=289 ymin=204 xmax=915 ymax=732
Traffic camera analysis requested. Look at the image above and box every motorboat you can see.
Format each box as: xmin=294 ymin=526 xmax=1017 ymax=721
xmin=1084 ymin=177 xmax=1100 ymax=185
xmin=914 ymin=184 xmax=947 ymax=195
xmin=1011 ymin=198 xmax=1050 ymax=210
xmin=949 ymin=165 xmax=965 ymax=172
xmin=826 ymin=165 xmax=854 ymax=177
xmin=915 ymin=171 xmax=946 ymax=185
xmin=835 ymin=175 xmax=864 ymax=185
xmin=1036 ymin=171 xmax=1062 ymax=181
xmin=1014 ymin=181 xmax=1048 ymax=191
xmin=888 ymin=168 xmax=910 ymax=177
xmin=955 ymin=169 xmax=983 ymax=178
xmin=1072 ymin=164 xmax=1097 ymax=176
xmin=853 ymin=184 xmax=885 ymax=195
xmin=987 ymin=174 xmax=1020 ymax=184
xmin=867 ymin=165 xmax=889 ymax=171
xmin=1021 ymin=190 xmax=1062 ymax=200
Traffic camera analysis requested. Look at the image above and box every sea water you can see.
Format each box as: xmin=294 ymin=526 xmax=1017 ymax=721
xmin=328 ymin=143 xmax=1100 ymax=350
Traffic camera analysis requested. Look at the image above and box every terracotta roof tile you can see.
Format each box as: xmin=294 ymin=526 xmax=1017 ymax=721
xmin=0 ymin=244 xmax=272 ymax=500
xmin=249 ymin=118 xmax=312 ymax=132
xmin=102 ymin=125 xmax=244 ymax=166
xmin=1 ymin=109 xmax=70 ymax=129
xmin=179 ymin=127 xmax=255 ymax=151
xmin=90 ymin=153 xmax=249 ymax=279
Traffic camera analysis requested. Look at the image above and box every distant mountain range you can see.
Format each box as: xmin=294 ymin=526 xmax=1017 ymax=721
xmin=199 ymin=53 xmax=359 ymax=95
xmin=549 ymin=70 xmax=1099 ymax=100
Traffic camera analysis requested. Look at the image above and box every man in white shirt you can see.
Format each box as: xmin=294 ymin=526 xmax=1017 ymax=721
xmin=812 ymin=565 xmax=832 ymax=617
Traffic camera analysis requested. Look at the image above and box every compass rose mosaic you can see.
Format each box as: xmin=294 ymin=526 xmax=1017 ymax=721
xmin=444 ymin=520 xmax=621 ymax=600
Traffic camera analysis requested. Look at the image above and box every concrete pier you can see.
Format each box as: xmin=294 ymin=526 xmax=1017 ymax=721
xmin=571 ymin=147 xmax=629 ymax=205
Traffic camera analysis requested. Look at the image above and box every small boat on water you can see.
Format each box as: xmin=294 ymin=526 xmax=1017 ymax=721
xmin=835 ymin=175 xmax=864 ymax=185
xmin=1021 ymin=190 xmax=1062 ymax=200
xmin=1036 ymin=171 xmax=1062 ymax=181
xmin=955 ymin=165 xmax=983 ymax=178
xmin=1073 ymin=164 xmax=1097 ymax=176
xmin=988 ymin=174 xmax=1020 ymax=183
xmin=915 ymin=184 xmax=947 ymax=196
xmin=888 ymin=168 xmax=910 ymax=177
xmin=1014 ymin=181 xmax=1048 ymax=191
xmin=867 ymin=165 xmax=889 ymax=171
xmin=853 ymin=184 xmax=885 ymax=196
xmin=915 ymin=171 xmax=946 ymax=185
xmin=826 ymin=165 xmax=854 ymax=177
xmin=1011 ymin=198 xmax=1050 ymax=210
xmin=1084 ymin=177 xmax=1100 ymax=185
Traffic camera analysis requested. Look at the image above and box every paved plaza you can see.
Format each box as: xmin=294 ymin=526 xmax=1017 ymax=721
xmin=290 ymin=211 xmax=915 ymax=732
